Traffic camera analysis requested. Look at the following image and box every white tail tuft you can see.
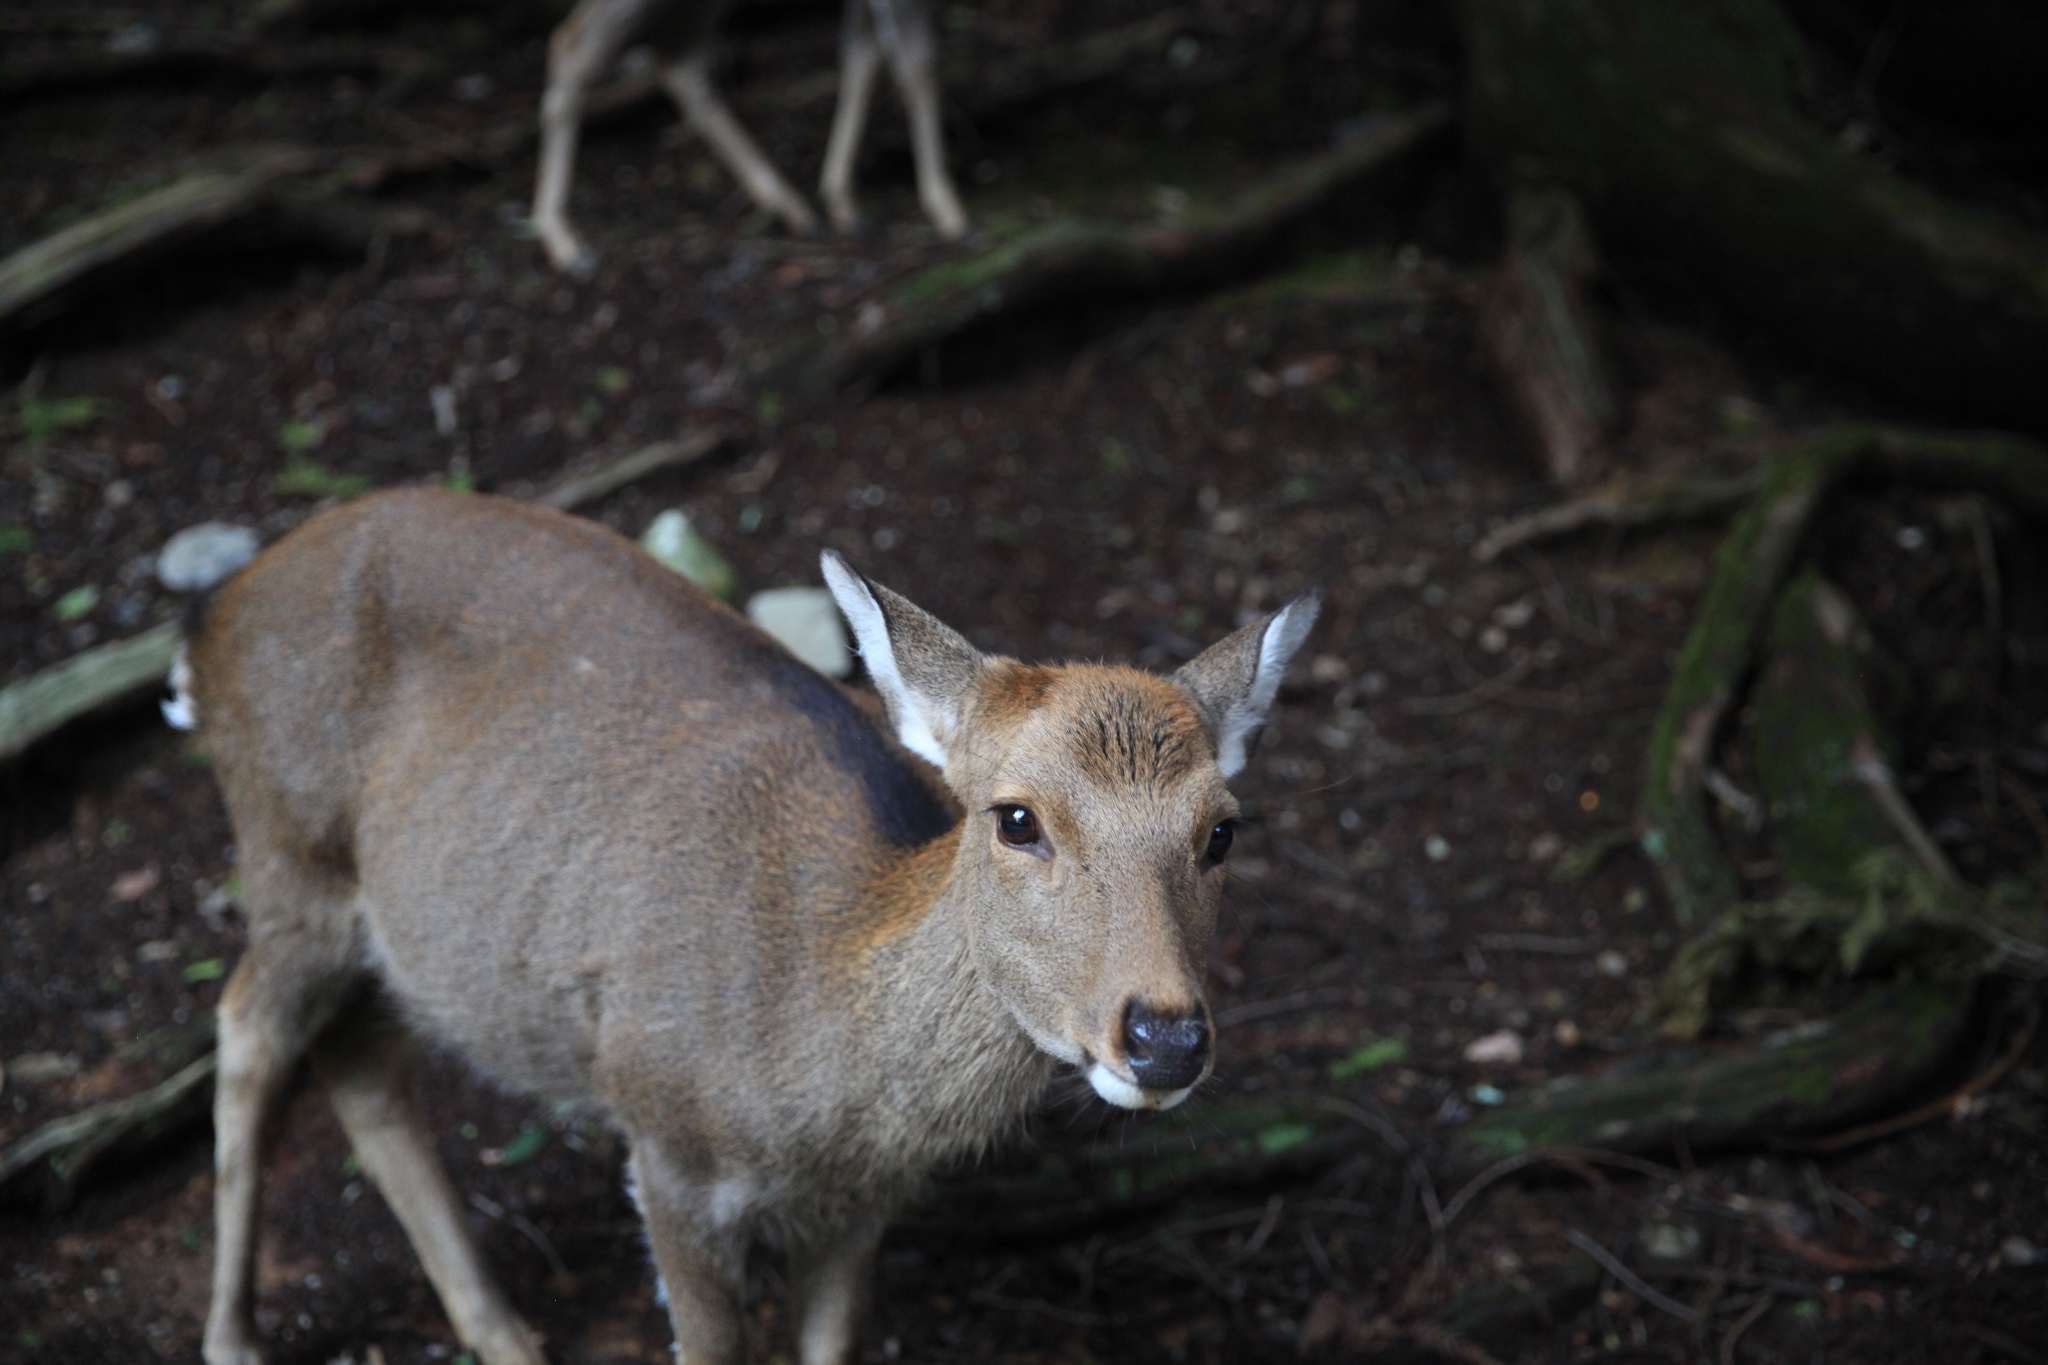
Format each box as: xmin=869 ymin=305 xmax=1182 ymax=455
xmin=161 ymin=644 xmax=197 ymax=730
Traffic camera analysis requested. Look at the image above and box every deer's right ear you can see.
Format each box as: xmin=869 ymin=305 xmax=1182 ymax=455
xmin=822 ymin=551 xmax=984 ymax=769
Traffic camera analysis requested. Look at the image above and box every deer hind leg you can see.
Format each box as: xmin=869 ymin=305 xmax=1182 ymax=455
xmin=819 ymin=0 xmax=885 ymax=233
xmin=790 ymin=1216 xmax=885 ymax=1365
xmin=628 ymin=1144 xmax=749 ymax=1365
xmin=204 ymin=873 xmax=363 ymax=1365
xmin=661 ymin=48 xmax=820 ymax=234
xmin=870 ymin=0 xmax=967 ymax=238
xmin=313 ymin=1000 xmax=547 ymax=1365
xmin=535 ymin=0 xmax=654 ymax=276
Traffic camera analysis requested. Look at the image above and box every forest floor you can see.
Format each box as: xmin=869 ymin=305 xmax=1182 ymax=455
xmin=3 ymin=2 xmax=2046 ymax=1362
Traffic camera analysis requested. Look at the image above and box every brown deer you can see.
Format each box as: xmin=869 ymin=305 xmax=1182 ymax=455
xmin=176 ymin=489 xmax=1317 ymax=1365
xmin=533 ymin=0 xmax=969 ymax=276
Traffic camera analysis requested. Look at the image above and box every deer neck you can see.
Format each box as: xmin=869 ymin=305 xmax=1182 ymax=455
xmin=835 ymin=828 xmax=1053 ymax=1156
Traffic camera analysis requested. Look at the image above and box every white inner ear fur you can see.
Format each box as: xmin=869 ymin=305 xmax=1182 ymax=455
xmin=1215 ymin=594 xmax=1321 ymax=778
xmin=821 ymin=551 xmax=953 ymax=768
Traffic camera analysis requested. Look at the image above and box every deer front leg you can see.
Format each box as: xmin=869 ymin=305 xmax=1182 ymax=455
xmin=870 ymin=0 xmax=967 ymax=238
xmin=535 ymin=0 xmax=652 ymax=276
xmin=661 ymin=49 xmax=820 ymax=235
xmin=819 ymin=0 xmax=884 ymax=233
xmin=791 ymin=1216 xmax=885 ymax=1365
xmin=315 ymin=1005 xmax=547 ymax=1365
xmin=628 ymin=1144 xmax=749 ymax=1365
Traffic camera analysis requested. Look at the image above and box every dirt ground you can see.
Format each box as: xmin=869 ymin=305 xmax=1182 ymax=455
xmin=4 ymin=2 xmax=2047 ymax=1363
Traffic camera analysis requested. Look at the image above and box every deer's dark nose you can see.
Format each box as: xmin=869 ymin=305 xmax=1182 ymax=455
xmin=1122 ymin=1000 xmax=1212 ymax=1092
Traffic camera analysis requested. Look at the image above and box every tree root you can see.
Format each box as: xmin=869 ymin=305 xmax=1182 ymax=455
xmin=1448 ymin=980 xmax=1972 ymax=1174
xmin=753 ymin=101 xmax=1455 ymax=408
xmin=1638 ymin=424 xmax=2048 ymax=927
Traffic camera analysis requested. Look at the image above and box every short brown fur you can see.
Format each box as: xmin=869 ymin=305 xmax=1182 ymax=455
xmin=189 ymin=490 xmax=1315 ymax=1365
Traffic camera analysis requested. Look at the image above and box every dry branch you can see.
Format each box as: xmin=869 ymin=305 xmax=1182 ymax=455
xmin=756 ymin=102 xmax=1455 ymax=407
xmin=533 ymin=429 xmax=732 ymax=510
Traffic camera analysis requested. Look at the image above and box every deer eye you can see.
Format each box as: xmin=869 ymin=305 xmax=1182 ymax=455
xmin=995 ymin=805 xmax=1041 ymax=848
xmin=1205 ymin=820 xmax=1236 ymax=865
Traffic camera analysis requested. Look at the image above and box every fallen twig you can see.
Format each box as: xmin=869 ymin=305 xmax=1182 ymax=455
xmin=1472 ymin=469 xmax=1763 ymax=563
xmin=0 ymin=1049 xmax=217 ymax=1212
xmin=532 ymin=429 xmax=731 ymax=510
xmin=1719 ymin=1294 xmax=1773 ymax=1365
xmin=1563 ymin=1228 xmax=1696 ymax=1321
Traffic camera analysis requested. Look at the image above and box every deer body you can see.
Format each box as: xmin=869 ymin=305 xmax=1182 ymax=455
xmin=534 ymin=0 xmax=967 ymax=276
xmin=185 ymin=490 xmax=1316 ymax=1365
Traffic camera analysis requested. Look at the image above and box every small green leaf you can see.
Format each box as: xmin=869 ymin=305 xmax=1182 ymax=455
xmin=22 ymin=395 xmax=105 ymax=451
xmin=178 ymin=1229 xmax=204 ymax=1253
xmin=496 ymin=1124 xmax=549 ymax=1166
xmin=0 ymin=526 xmax=32 ymax=554
xmin=1791 ymin=1299 xmax=1821 ymax=1324
xmin=18 ymin=1330 xmax=43 ymax=1349
xmin=1329 ymin=1037 xmax=1407 ymax=1079
xmin=183 ymin=958 xmax=225 ymax=983
xmin=578 ymin=396 xmax=603 ymax=424
xmin=594 ymin=366 xmax=631 ymax=395
xmin=460 ymin=1122 xmax=480 ymax=1141
xmin=341 ymin=1153 xmax=361 ymax=1177
xmin=1098 ymin=438 xmax=1131 ymax=476
xmin=275 ymin=418 xmax=327 ymax=454
xmin=53 ymin=584 xmax=100 ymax=620
xmin=1256 ymin=1123 xmax=1315 ymax=1155
xmin=276 ymin=456 xmax=371 ymax=500
xmin=444 ymin=469 xmax=476 ymax=493
xmin=755 ymin=390 xmax=784 ymax=427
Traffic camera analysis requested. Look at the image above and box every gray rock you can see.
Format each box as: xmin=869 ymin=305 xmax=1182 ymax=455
xmin=746 ymin=587 xmax=852 ymax=677
xmin=157 ymin=522 xmax=260 ymax=592
xmin=640 ymin=510 xmax=741 ymax=603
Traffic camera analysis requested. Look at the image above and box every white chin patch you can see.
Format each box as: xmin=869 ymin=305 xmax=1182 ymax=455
xmin=1085 ymin=1062 xmax=1194 ymax=1111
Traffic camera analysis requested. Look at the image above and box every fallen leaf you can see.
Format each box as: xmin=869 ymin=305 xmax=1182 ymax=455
xmin=1463 ymin=1029 xmax=1525 ymax=1065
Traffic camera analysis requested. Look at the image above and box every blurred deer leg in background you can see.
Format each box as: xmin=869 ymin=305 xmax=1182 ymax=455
xmin=628 ymin=1145 xmax=749 ymax=1365
xmin=535 ymin=0 xmax=656 ymax=276
xmin=820 ymin=0 xmax=886 ymax=232
xmin=661 ymin=47 xmax=821 ymax=234
xmin=871 ymin=0 xmax=967 ymax=238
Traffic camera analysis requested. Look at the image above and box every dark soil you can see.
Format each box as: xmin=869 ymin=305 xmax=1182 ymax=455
xmin=4 ymin=3 xmax=2046 ymax=1364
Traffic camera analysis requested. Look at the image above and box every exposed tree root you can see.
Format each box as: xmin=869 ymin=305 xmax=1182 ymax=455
xmin=753 ymin=102 xmax=1455 ymax=408
xmin=1639 ymin=424 xmax=2048 ymax=927
xmin=1448 ymin=980 xmax=1971 ymax=1174
xmin=1463 ymin=0 xmax=2048 ymax=433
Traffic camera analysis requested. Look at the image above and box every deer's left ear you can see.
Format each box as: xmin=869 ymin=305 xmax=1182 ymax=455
xmin=1173 ymin=591 xmax=1322 ymax=778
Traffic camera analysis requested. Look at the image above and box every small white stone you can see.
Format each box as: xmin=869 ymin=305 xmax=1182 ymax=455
xmin=1638 ymin=1220 xmax=1703 ymax=1262
xmin=746 ymin=587 xmax=852 ymax=678
xmin=1595 ymin=948 xmax=1630 ymax=978
xmin=2002 ymin=1236 xmax=2044 ymax=1268
xmin=1424 ymin=835 xmax=1450 ymax=861
xmin=1462 ymin=1029 xmax=1524 ymax=1065
xmin=157 ymin=522 xmax=259 ymax=592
